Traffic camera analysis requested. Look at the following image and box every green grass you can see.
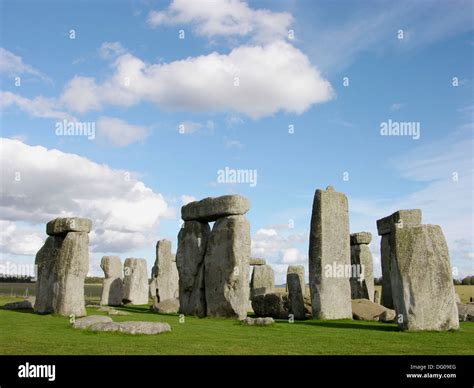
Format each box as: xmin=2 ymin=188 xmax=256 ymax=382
xmin=0 ymin=296 xmax=473 ymax=355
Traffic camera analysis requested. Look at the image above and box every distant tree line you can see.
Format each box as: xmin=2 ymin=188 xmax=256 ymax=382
xmin=374 ymin=276 xmax=472 ymax=286
xmin=0 ymin=275 xmax=34 ymax=283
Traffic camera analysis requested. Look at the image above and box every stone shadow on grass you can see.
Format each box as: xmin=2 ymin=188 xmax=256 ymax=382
xmin=298 ymin=320 xmax=399 ymax=332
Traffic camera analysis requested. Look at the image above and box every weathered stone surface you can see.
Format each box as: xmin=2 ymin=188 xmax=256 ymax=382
xmin=3 ymin=300 xmax=33 ymax=310
xmin=457 ymin=303 xmax=474 ymax=322
xmin=35 ymin=218 xmax=90 ymax=318
xmin=122 ymin=258 xmax=149 ymax=305
xmin=150 ymin=298 xmax=180 ymax=314
xmin=87 ymin=321 xmax=171 ymax=334
xmin=390 ymin=225 xmax=459 ymax=331
xmin=149 ymin=240 xmax=179 ymax=305
xmin=46 ymin=217 xmax=92 ymax=236
xmin=350 ymin=232 xmax=372 ymax=245
xmin=287 ymin=266 xmax=305 ymax=320
xmin=241 ymin=317 xmax=274 ymax=326
xmin=374 ymin=289 xmax=381 ymax=304
xmin=204 ymin=215 xmax=250 ymax=319
xmin=249 ymin=258 xmax=266 ymax=266
xmin=350 ymin=243 xmax=374 ymax=301
xmin=52 ymin=232 xmax=89 ymax=317
xmin=100 ymin=256 xmax=123 ymax=306
xmin=73 ymin=315 xmax=113 ymax=329
xmin=309 ymin=186 xmax=352 ymax=320
xmin=250 ymin=265 xmax=275 ymax=299
xmin=351 ymin=299 xmax=395 ymax=322
xmin=176 ymin=221 xmax=210 ymax=317
xmin=181 ymin=195 xmax=250 ymax=222
xmin=251 ymin=293 xmax=290 ymax=319
xmin=107 ymin=309 xmax=130 ymax=316
xmin=377 ymin=210 xmax=422 ymax=310
xmin=380 ymin=235 xmax=393 ymax=309
xmin=376 ymin=209 xmax=422 ymax=236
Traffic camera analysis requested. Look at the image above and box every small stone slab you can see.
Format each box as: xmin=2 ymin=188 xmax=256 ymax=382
xmin=73 ymin=315 xmax=113 ymax=329
xmin=3 ymin=300 xmax=33 ymax=310
xmin=351 ymin=299 xmax=395 ymax=322
xmin=241 ymin=317 xmax=274 ymax=326
xmin=89 ymin=321 xmax=171 ymax=335
xmin=350 ymin=232 xmax=372 ymax=245
xmin=249 ymin=258 xmax=266 ymax=266
xmin=181 ymin=195 xmax=250 ymax=222
xmin=376 ymin=210 xmax=421 ymax=235
xmin=46 ymin=217 xmax=92 ymax=235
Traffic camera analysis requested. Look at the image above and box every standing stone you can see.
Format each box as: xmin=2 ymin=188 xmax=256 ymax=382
xmin=374 ymin=289 xmax=381 ymax=304
xmin=309 ymin=186 xmax=352 ymax=320
xmin=250 ymin=264 xmax=274 ymax=299
xmin=176 ymin=221 xmax=210 ymax=317
xmin=34 ymin=217 xmax=91 ymax=317
xmin=100 ymin=256 xmax=123 ymax=306
xmin=149 ymin=240 xmax=179 ymax=305
xmin=377 ymin=209 xmax=422 ymax=309
xmin=122 ymin=258 xmax=149 ymax=305
xmin=204 ymin=215 xmax=250 ymax=319
xmin=390 ymin=224 xmax=459 ymax=331
xmin=287 ymin=265 xmax=305 ymax=320
xmin=350 ymin=232 xmax=374 ymax=301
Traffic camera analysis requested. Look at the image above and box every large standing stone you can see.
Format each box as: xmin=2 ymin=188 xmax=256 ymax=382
xmin=204 ymin=215 xmax=250 ymax=319
xmin=377 ymin=209 xmax=422 ymax=309
xmin=250 ymin=264 xmax=274 ymax=299
xmin=122 ymin=258 xmax=149 ymax=305
xmin=34 ymin=219 xmax=90 ymax=317
xmin=181 ymin=195 xmax=250 ymax=222
xmin=309 ymin=186 xmax=352 ymax=320
xmin=149 ymin=240 xmax=179 ymax=305
xmin=100 ymin=256 xmax=123 ymax=306
xmin=176 ymin=221 xmax=210 ymax=317
xmin=350 ymin=232 xmax=374 ymax=301
xmin=287 ymin=265 xmax=305 ymax=320
xmin=390 ymin=224 xmax=459 ymax=331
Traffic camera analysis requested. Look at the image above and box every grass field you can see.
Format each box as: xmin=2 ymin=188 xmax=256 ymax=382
xmin=0 ymin=296 xmax=473 ymax=355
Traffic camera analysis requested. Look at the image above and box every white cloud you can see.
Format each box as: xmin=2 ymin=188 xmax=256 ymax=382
xmin=0 ymin=220 xmax=43 ymax=256
xmin=0 ymin=138 xmax=173 ymax=253
xmin=180 ymin=194 xmax=196 ymax=205
xmin=281 ymin=247 xmax=305 ymax=264
xmin=96 ymin=116 xmax=150 ymax=147
xmin=0 ymin=91 xmax=74 ymax=121
xmin=178 ymin=121 xmax=202 ymax=134
xmin=390 ymin=103 xmax=403 ymax=111
xmin=59 ymin=41 xmax=334 ymax=119
xmin=225 ymin=138 xmax=243 ymax=149
xmin=0 ymin=47 xmax=50 ymax=82
xmin=99 ymin=41 xmax=126 ymax=59
xmin=147 ymin=0 xmax=293 ymax=43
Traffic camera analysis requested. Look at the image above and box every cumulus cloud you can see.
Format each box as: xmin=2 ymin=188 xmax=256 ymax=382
xmin=99 ymin=41 xmax=126 ymax=59
xmin=0 ymin=91 xmax=74 ymax=121
xmin=0 ymin=220 xmax=43 ymax=256
xmin=0 ymin=138 xmax=174 ymax=252
xmin=59 ymin=41 xmax=334 ymax=119
xmin=180 ymin=195 xmax=196 ymax=205
xmin=0 ymin=47 xmax=50 ymax=82
xmin=96 ymin=116 xmax=150 ymax=147
xmin=147 ymin=0 xmax=293 ymax=43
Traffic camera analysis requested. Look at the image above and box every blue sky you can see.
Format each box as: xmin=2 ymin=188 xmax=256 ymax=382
xmin=0 ymin=0 xmax=473 ymax=283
